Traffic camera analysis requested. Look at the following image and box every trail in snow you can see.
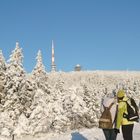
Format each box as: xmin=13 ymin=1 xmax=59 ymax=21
xmin=0 ymin=122 xmax=140 ymax=140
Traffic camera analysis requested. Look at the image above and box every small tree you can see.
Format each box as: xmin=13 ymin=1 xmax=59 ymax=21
xmin=32 ymin=50 xmax=46 ymax=75
xmin=31 ymin=50 xmax=49 ymax=92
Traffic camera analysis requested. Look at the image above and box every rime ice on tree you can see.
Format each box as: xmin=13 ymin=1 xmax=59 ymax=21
xmin=32 ymin=50 xmax=46 ymax=76
xmin=0 ymin=50 xmax=7 ymax=106
xmin=31 ymin=50 xmax=49 ymax=90
xmin=0 ymin=50 xmax=7 ymax=71
xmin=2 ymin=42 xmax=28 ymax=136
xmin=7 ymin=42 xmax=25 ymax=76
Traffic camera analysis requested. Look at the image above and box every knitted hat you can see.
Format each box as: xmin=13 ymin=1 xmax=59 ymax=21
xmin=117 ymin=90 xmax=125 ymax=98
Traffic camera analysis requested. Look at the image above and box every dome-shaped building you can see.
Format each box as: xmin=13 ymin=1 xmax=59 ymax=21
xmin=74 ymin=64 xmax=81 ymax=71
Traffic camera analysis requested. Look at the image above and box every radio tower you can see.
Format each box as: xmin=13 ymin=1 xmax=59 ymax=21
xmin=51 ymin=40 xmax=56 ymax=72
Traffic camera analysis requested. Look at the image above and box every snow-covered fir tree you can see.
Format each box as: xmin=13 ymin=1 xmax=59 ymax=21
xmin=31 ymin=50 xmax=49 ymax=91
xmin=1 ymin=42 xmax=29 ymax=136
xmin=0 ymin=50 xmax=7 ymax=71
xmin=7 ymin=42 xmax=25 ymax=75
xmin=28 ymin=50 xmax=53 ymax=135
xmin=81 ymin=83 xmax=100 ymax=127
xmin=32 ymin=50 xmax=46 ymax=75
xmin=0 ymin=50 xmax=7 ymax=106
xmin=5 ymin=42 xmax=26 ymax=105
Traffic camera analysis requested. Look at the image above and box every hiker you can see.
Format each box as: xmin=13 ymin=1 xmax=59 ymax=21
xmin=99 ymin=92 xmax=119 ymax=140
xmin=116 ymin=90 xmax=135 ymax=140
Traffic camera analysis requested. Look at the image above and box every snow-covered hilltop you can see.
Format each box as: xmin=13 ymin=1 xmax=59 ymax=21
xmin=0 ymin=43 xmax=140 ymax=138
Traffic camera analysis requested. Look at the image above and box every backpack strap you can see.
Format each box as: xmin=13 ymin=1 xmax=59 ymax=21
xmin=120 ymin=98 xmax=129 ymax=104
xmin=122 ymin=98 xmax=134 ymax=110
xmin=108 ymin=102 xmax=115 ymax=110
xmin=108 ymin=102 xmax=117 ymax=125
xmin=103 ymin=102 xmax=114 ymax=111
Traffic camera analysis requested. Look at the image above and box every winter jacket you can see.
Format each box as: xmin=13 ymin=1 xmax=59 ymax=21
xmin=116 ymin=96 xmax=134 ymax=129
xmin=101 ymin=97 xmax=117 ymax=128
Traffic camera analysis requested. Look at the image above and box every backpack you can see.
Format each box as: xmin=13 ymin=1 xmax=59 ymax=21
xmin=99 ymin=102 xmax=114 ymax=129
xmin=123 ymin=98 xmax=139 ymax=122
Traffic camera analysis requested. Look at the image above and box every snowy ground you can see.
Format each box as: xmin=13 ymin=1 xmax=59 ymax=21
xmin=0 ymin=122 xmax=140 ymax=140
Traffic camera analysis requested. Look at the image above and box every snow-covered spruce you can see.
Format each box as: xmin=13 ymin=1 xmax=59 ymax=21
xmin=0 ymin=45 xmax=140 ymax=137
